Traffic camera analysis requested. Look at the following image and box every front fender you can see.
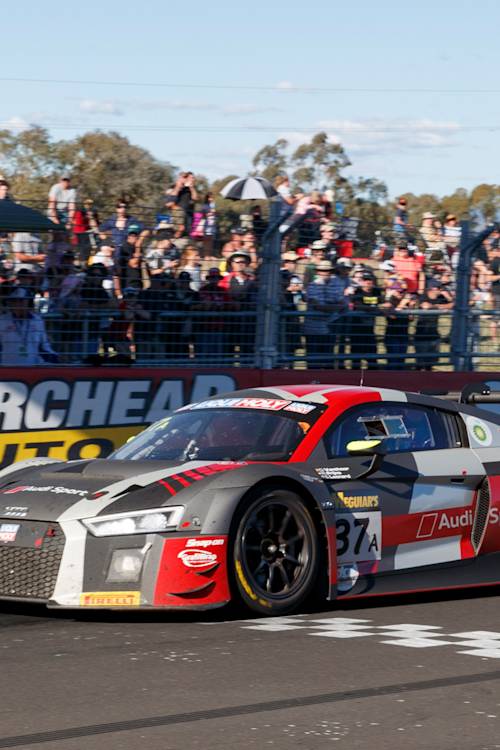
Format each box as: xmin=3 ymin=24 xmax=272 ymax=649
xmin=186 ymin=463 xmax=338 ymax=599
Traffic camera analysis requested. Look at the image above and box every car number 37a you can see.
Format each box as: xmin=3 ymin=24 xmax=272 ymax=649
xmin=335 ymin=512 xmax=382 ymax=563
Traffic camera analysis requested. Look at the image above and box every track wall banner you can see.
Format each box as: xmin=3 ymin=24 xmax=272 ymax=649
xmin=0 ymin=369 xmax=497 ymax=468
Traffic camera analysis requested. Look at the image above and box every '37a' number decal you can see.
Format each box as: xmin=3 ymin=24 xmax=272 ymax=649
xmin=336 ymin=511 xmax=382 ymax=562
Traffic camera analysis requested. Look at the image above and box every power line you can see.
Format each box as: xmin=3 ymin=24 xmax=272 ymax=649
xmin=0 ymin=77 xmax=500 ymax=94
xmin=2 ymin=122 xmax=499 ymax=133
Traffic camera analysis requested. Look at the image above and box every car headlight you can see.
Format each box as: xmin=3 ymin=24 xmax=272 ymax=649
xmin=82 ymin=506 xmax=184 ymax=537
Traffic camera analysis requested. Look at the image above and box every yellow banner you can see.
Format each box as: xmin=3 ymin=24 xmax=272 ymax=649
xmin=0 ymin=425 xmax=144 ymax=467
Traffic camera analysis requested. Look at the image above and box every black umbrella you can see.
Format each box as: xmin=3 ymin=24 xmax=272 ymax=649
xmin=0 ymin=199 xmax=59 ymax=232
xmin=220 ymin=176 xmax=277 ymax=201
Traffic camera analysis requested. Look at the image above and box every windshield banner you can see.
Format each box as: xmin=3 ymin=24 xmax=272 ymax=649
xmin=0 ymin=368 xmax=495 ymax=468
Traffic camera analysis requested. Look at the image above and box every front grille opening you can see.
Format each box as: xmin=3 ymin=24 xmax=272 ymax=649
xmin=0 ymin=523 xmax=64 ymax=600
xmin=472 ymin=481 xmax=490 ymax=553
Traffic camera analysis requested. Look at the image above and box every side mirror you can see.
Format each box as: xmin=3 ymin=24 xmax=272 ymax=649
xmin=346 ymin=439 xmax=385 ymax=457
xmin=346 ymin=439 xmax=386 ymax=480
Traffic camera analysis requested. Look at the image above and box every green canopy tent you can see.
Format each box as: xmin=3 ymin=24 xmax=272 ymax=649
xmin=0 ymin=199 xmax=59 ymax=232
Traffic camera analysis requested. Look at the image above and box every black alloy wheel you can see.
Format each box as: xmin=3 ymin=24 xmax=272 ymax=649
xmin=232 ymin=490 xmax=319 ymax=615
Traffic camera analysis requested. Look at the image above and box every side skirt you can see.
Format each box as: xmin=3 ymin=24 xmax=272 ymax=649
xmin=331 ymin=551 xmax=500 ymax=600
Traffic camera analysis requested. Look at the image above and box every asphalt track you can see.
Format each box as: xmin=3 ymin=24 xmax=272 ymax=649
xmin=1 ymin=589 xmax=500 ymax=750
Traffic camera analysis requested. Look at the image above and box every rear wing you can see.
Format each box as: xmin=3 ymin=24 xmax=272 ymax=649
xmin=459 ymin=383 xmax=500 ymax=405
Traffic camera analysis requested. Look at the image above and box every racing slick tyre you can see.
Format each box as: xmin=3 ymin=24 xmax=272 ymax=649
xmin=231 ymin=489 xmax=320 ymax=616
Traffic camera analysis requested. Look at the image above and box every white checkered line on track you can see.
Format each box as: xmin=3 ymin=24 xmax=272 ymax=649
xmin=238 ymin=617 xmax=500 ymax=659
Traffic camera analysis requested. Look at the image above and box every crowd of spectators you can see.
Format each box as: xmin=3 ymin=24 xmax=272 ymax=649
xmin=0 ymin=173 xmax=498 ymax=369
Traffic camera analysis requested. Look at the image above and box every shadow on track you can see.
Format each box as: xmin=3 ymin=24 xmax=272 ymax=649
xmin=1 ymin=582 xmax=499 ymax=626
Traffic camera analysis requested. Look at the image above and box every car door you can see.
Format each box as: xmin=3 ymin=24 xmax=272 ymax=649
xmin=320 ymin=402 xmax=485 ymax=585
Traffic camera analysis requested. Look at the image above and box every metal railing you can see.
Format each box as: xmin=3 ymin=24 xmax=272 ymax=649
xmin=4 ymin=306 xmax=496 ymax=370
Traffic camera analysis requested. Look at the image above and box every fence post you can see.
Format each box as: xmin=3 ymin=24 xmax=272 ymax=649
xmin=255 ymin=199 xmax=287 ymax=369
xmin=450 ymin=221 xmax=470 ymax=371
xmin=450 ymin=222 xmax=499 ymax=371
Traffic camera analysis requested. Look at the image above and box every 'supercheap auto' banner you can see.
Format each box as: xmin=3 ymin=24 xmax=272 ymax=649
xmin=0 ymin=369 xmax=259 ymax=468
xmin=0 ymin=368 xmax=496 ymax=468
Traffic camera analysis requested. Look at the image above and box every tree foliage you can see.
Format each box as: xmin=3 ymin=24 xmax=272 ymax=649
xmin=0 ymin=127 xmax=176 ymax=211
xmin=291 ymin=132 xmax=351 ymax=192
xmin=0 ymin=126 xmax=497 ymax=235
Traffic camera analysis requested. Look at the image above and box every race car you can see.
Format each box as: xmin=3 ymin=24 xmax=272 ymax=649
xmin=0 ymin=383 xmax=500 ymax=615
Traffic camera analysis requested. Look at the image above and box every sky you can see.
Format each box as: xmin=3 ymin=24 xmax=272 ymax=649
xmin=1 ymin=0 xmax=499 ymax=198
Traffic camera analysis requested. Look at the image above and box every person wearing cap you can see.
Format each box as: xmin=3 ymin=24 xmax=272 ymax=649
xmin=99 ymin=200 xmax=143 ymax=252
xmin=133 ymin=272 xmax=177 ymax=362
xmin=282 ymin=274 xmax=305 ymax=360
xmin=419 ymin=211 xmax=436 ymax=245
xmin=414 ymin=279 xmax=453 ymax=370
xmin=304 ymin=260 xmax=349 ymax=368
xmin=420 ymin=213 xmax=445 ymax=263
xmin=145 ymin=230 xmax=179 ymax=278
xmin=219 ymin=250 xmax=256 ymax=363
xmin=350 ymin=272 xmax=383 ymax=369
xmin=89 ymin=241 xmax=115 ymax=274
xmin=221 ymin=228 xmax=245 ymax=268
xmin=114 ymin=225 xmax=150 ymax=298
xmin=0 ymin=287 xmax=58 ymax=365
xmin=319 ymin=223 xmax=337 ymax=262
xmin=165 ymin=270 xmax=200 ymax=361
xmin=48 ymin=175 xmax=77 ymax=228
xmin=381 ymin=275 xmax=414 ymax=370
xmin=197 ymin=192 xmax=217 ymax=258
xmin=197 ymin=268 xmax=230 ymax=361
xmin=302 ymin=240 xmax=328 ymax=287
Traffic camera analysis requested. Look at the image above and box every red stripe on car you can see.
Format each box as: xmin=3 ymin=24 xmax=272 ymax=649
xmin=158 ymin=479 xmax=177 ymax=495
xmin=171 ymin=474 xmax=191 ymax=487
xmin=382 ymin=506 xmax=473 ymax=548
xmin=291 ymin=390 xmax=382 ymax=462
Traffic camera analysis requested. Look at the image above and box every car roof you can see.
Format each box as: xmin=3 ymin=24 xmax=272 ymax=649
xmin=222 ymin=385 xmax=408 ymax=405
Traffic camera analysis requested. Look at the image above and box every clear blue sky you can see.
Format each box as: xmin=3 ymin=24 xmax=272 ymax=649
xmin=1 ymin=0 xmax=499 ymax=197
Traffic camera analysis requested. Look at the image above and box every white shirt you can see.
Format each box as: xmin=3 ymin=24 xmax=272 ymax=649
xmin=48 ymin=184 xmax=77 ymax=211
xmin=0 ymin=312 xmax=56 ymax=365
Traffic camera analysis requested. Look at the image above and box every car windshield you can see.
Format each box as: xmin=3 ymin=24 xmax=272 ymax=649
xmin=111 ymin=405 xmax=320 ymax=462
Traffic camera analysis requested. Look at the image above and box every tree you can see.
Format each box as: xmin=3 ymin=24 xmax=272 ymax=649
xmin=0 ymin=127 xmax=176 ymax=214
xmin=441 ymin=188 xmax=471 ymax=220
xmin=0 ymin=126 xmax=58 ymax=206
xmin=56 ymin=131 xmax=176 ymax=211
xmin=252 ymin=138 xmax=289 ymax=182
xmin=291 ymin=132 xmax=351 ymax=192
xmin=469 ymin=184 xmax=500 ymax=224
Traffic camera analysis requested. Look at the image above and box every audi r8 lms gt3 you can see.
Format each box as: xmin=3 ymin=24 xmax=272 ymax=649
xmin=0 ymin=384 xmax=500 ymax=615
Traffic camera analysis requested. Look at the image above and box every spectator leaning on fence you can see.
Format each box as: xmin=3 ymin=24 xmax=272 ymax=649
xmin=197 ymin=267 xmax=229 ymax=361
xmin=304 ymin=260 xmax=348 ymax=369
xmin=0 ymin=286 xmax=58 ymax=365
xmin=381 ymin=268 xmax=414 ymax=370
xmin=350 ymin=271 xmax=383 ymax=370
xmin=414 ymin=278 xmax=454 ymax=371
